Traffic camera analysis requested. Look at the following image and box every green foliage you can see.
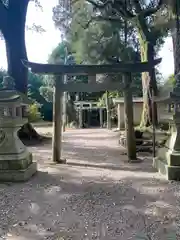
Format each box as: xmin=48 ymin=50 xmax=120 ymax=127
xmin=27 ymin=72 xmax=54 ymax=121
xmin=2 ymin=76 xmax=15 ymax=89
xmin=53 ymin=0 xmax=169 ymax=128
xmin=64 ymin=1 xmax=142 ymax=100
xmin=0 ymin=63 xmax=53 ymax=123
xmin=69 ymin=1 xmax=139 ymax=64
xmin=39 ymin=86 xmax=54 ymax=102
xmin=0 ymin=68 xmax=6 ymax=88
xmin=28 ymin=71 xmax=43 ymax=89
xmin=98 ymin=91 xmax=121 ymax=107
xmin=158 ymin=73 xmax=175 ymax=98
xmin=28 ymin=103 xmax=42 ymax=122
xmin=166 ymin=74 xmax=175 ymax=86
xmin=48 ymin=41 xmax=70 ymax=64
xmin=0 ymin=69 xmax=53 ymax=122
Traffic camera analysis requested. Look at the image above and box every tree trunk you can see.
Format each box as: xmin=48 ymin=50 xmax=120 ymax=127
xmin=1 ymin=1 xmax=42 ymax=142
xmin=138 ymin=35 xmax=158 ymax=128
xmin=171 ymin=0 xmax=180 ymax=76
xmin=172 ymin=29 xmax=180 ymax=75
xmin=172 ymin=29 xmax=177 ymax=74
xmin=1 ymin=0 xmax=29 ymax=94
xmin=148 ymin=43 xmax=158 ymax=127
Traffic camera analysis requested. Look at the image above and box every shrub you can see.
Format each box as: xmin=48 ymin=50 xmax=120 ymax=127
xmin=28 ymin=103 xmax=42 ymax=122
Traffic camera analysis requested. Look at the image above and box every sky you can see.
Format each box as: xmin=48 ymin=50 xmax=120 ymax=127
xmin=0 ymin=0 xmax=175 ymax=79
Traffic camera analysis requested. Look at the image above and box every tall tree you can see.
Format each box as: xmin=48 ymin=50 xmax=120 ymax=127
xmin=54 ymin=0 xmax=167 ymax=127
xmin=167 ymin=0 xmax=180 ymax=75
xmin=54 ymin=0 xmax=142 ymax=95
xmin=0 ymin=0 xmax=44 ymax=93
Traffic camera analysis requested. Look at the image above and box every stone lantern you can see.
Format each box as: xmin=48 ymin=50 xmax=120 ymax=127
xmin=153 ymin=73 xmax=180 ymax=180
xmin=0 ymin=88 xmax=37 ymax=182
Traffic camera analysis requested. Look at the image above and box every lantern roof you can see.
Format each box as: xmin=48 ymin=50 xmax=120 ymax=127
xmin=0 ymin=89 xmax=32 ymax=104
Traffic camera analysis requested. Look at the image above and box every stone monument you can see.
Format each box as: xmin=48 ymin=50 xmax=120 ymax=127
xmin=153 ymin=73 xmax=180 ymax=180
xmin=0 ymin=76 xmax=37 ymax=181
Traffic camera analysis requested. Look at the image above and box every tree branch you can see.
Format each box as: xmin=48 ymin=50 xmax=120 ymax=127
xmin=136 ymin=16 xmax=156 ymax=43
xmin=86 ymin=0 xmax=112 ymax=9
xmin=133 ymin=0 xmax=164 ymax=18
xmin=77 ymin=14 xmax=123 ymax=31
xmin=132 ymin=0 xmax=142 ymax=13
xmin=142 ymin=0 xmax=164 ymax=17
xmin=86 ymin=0 xmax=135 ymax=19
xmin=92 ymin=15 xmax=122 ymax=22
xmin=112 ymin=1 xmax=135 ymax=19
xmin=132 ymin=0 xmax=163 ymax=42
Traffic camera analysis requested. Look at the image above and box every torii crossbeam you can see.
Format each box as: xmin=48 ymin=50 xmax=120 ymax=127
xmin=24 ymin=58 xmax=161 ymax=75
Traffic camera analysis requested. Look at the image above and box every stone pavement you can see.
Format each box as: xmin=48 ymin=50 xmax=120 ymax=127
xmin=0 ymin=128 xmax=179 ymax=239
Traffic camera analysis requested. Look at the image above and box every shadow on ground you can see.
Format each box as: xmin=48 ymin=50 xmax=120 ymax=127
xmin=31 ymin=139 xmax=155 ymax=173
xmin=0 ymin=166 xmax=178 ymax=239
xmin=0 ymin=128 xmax=178 ymax=239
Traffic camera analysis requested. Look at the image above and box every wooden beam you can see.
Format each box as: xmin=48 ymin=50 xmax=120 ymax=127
xmin=59 ymin=82 xmax=123 ymax=92
xmin=23 ymin=58 xmax=162 ymax=75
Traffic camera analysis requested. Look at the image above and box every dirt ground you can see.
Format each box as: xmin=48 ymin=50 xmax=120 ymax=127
xmin=0 ymin=127 xmax=179 ymax=239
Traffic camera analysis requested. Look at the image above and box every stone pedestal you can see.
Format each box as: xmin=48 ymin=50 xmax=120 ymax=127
xmin=0 ymin=119 xmax=37 ymax=182
xmin=153 ymin=114 xmax=180 ymax=180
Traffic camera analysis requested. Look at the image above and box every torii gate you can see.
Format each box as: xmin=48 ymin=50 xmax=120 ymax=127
xmin=24 ymin=59 xmax=161 ymax=163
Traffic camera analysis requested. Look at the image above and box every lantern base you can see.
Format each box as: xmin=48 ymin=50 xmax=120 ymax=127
xmin=153 ymin=117 xmax=180 ymax=180
xmin=153 ymin=131 xmax=180 ymax=180
xmin=0 ymin=161 xmax=37 ymax=182
xmin=153 ymin=156 xmax=180 ymax=181
xmin=0 ymin=151 xmax=37 ymax=182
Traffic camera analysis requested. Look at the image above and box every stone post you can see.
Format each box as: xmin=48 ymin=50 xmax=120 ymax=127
xmin=99 ymin=108 xmax=103 ymax=128
xmin=117 ymin=103 xmax=121 ymax=130
xmin=62 ymin=91 xmax=67 ymax=132
xmin=106 ymin=91 xmax=111 ymax=129
xmin=79 ymin=108 xmax=83 ymax=128
xmin=88 ymin=109 xmax=91 ymax=127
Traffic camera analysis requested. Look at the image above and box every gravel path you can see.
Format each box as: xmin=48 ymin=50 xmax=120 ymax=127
xmin=0 ymin=127 xmax=179 ymax=239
